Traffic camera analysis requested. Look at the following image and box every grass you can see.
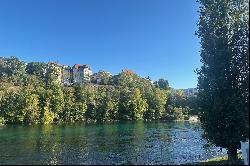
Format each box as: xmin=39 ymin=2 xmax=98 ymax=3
xmin=183 ymin=153 xmax=243 ymax=165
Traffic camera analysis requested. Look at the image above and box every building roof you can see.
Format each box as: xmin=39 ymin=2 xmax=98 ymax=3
xmin=48 ymin=61 xmax=63 ymax=66
xmin=73 ymin=64 xmax=90 ymax=69
xmin=63 ymin=65 xmax=71 ymax=69
xmin=83 ymin=64 xmax=90 ymax=68
xmin=74 ymin=64 xmax=81 ymax=67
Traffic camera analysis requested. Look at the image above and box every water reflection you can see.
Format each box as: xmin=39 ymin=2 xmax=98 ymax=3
xmin=0 ymin=122 xmax=226 ymax=165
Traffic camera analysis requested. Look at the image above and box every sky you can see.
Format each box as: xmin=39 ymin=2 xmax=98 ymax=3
xmin=0 ymin=0 xmax=201 ymax=89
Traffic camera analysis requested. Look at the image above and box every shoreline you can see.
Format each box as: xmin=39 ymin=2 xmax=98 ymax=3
xmin=0 ymin=116 xmax=200 ymax=126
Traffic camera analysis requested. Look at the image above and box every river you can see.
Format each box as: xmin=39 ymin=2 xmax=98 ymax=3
xmin=0 ymin=121 xmax=226 ymax=165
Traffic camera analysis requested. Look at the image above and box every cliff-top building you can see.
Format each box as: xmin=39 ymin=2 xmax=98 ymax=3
xmin=47 ymin=62 xmax=92 ymax=85
xmin=62 ymin=65 xmax=71 ymax=84
xmin=72 ymin=64 xmax=92 ymax=83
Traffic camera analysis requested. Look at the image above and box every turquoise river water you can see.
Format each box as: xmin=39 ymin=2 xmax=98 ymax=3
xmin=0 ymin=121 xmax=227 ymax=165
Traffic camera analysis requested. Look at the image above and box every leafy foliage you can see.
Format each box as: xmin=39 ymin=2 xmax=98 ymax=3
xmin=196 ymin=0 xmax=249 ymax=164
xmin=0 ymin=56 xmax=198 ymax=125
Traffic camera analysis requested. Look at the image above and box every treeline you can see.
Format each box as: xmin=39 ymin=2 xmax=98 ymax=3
xmin=0 ymin=56 xmax=198 ymax=124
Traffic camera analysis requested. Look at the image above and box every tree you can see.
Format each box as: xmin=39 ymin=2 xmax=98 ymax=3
xmin=154 ymin=78 xmax=170 ymax=90
xmin=0 ymin=87 xmax=40 ymax=124
xmin=0 ymin=56 xmax=26 ymax=85
xmin=0 ymin=91 xmax=25 ymax=124
xmin=165 ymin=89 xmax=186 ymax=109
xmin=37 ymin=86 xmax=55 ymax=124
xmin=26 ymin=62 xmax=47 ymax=79
xmin=94 ymin=86 xmax=118 ymax=122
xmin=0 ymin=57 xmax=8 ymax=78
xmin=111 ymin=70 xmax=138 ymax=88
xmin=84 ymin=85 xmax=97 ymax=121
xmin=196 ymin=0 xmax=249 ymax=164
xmin=186 ymin=95 xmax=199 ymax=115
xmin=91 ymin=71 xmax=112 ymax=85
xmin=0 ymin=57 xmax=177 ymax=124
xmin=48 ymin=82 xmax=64 ymax=122
xmin=61 ymin=87 xmax=76 ymax=123
xmin=22 ymin=87 xmax=40 ymax=124
xmin=45 ymin=63 xmax=62 ymax=85
xmin=130 ymin=88 xmax=148 ymax=120
xmin=74 ymin=84 xmax=96 ymax=122
xmin=118 ymin=87 xmax=132 ymax=120
xmin=153 ymin=88 xmax=167 ymax=120
xmin=95 ymin=86 xmax=108 ymax=122
xmin=6 ymin=56 xmax=26 ymax=77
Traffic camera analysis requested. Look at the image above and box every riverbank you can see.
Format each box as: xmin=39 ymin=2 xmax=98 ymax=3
xmin=184 ymin=153 xmax=243 ymax=165
xmin=0 ymin=116 xmax=200 ymax=126
xmin=162 ymin=115 xmax=200 ymax=123
xmin=188 ymin=115 xmax=199 ymax=122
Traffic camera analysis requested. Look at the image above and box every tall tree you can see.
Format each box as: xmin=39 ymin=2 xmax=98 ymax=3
xmin=154 ymin=78 xmax=170 ymax=90
xmin=0 ymin=91 xmax=25 ymax=124
xmin=37 ymin=86 xmax=55 ymax=124
xmin=26 ymin=62 xmax=47 ymax=79
xmin=0 ymin=56 xmax=26 ymax=85
xmin=130 ymin=88 xmax=148 ymax=120
xmin=22 ymin=86 xmax=40 ymax=124
xmin=48 ymin=82 xmax=64 ymax=122
xmin=196 ymin=0 xmax=249 ymax=164
xmin=153 ymin=88 xmax=167 ymax=120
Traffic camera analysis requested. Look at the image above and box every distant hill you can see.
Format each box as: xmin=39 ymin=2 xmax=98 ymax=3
xmin=169 ymin=87 xmax=198 ymax=96
xmin=182 ymin=88 xmax=198 ymax=96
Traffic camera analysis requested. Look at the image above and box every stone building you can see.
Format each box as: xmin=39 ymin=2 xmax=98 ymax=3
xmin=62 ymin=65 xmax=71 ymax=84
xmin=72 ymin=64 xmax=92 ymax=83
xmin=47 ymin=62 xmax=92 ymax=84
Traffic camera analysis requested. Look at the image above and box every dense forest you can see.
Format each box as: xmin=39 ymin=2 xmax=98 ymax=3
xmin=0 ymin=56 xmax=198 ymax=125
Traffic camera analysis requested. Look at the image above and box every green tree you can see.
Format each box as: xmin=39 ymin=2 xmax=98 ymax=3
xmin=84 ymin=85 xmax=97 ymax=121
xmin=48 ymin=82 xmax=64 ymax=122
xmin=26 ymin=62 xmax=47 ymax=79
xmin=103 ymin=86 xmax=120 ymax=121
xmin=196 ymin=0 xmax=249 ymax=164
xmin=95 ymin=86 xmax=108 ymax=122
xmin=0 ymin=87 xmax=40 ymax=124
xmin=94 ymin=86 xmax=120 ymax=122
xmin=111 ymin=70 xmax=138 ymax=88
xmin=73 ymin=101 xmax=87 ymax=122
xmin=91 ymin=71 xmax=112 ymax=85
xmin=154 ymin=78 xmax=170 ymax=90
xmin=22 ymin=87 xmax=40 ymax=124
xmin=118 ymin=87 xmax=132 ymax=120
xmin=74 ymin=84 xmax=96 ymax=122
xmin=61 ymin=87 xmax=75 ymax=123
xmin=37 ymin=87 xmax=55 ymax=124
xmin=6 ymin=56 xmax=26 ymax=77
xmin=186 ymin=95 xmax=199 ymax=115
xmin=0 ymin=91 xmax=25 ymax=124
xmin=153 ymin=88 xmax=167 ymax=120
xmin=0 ymin=56 xmax=27 ymax=85
xmin=130 ymin=88 xmax=148 ymax=120
xmin=45 ymin=63 xmax=62 ymax=85
xmin=0 ymin=57 xmax=8 ymax=78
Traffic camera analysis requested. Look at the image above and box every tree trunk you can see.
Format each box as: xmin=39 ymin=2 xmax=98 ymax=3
xmin=227 ymin=147 xmax=238 ymax=165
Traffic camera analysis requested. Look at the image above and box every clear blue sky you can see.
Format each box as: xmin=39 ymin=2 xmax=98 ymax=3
xmin=0 ymin=0 xmax=201 ymax=89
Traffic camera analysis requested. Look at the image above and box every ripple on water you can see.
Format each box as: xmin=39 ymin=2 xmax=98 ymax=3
xmin=0 ymin=122 xmax=226 ymax=165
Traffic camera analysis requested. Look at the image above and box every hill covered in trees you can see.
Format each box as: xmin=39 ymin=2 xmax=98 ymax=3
xmin=0 ymin=56 xmax=198 ymax=125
